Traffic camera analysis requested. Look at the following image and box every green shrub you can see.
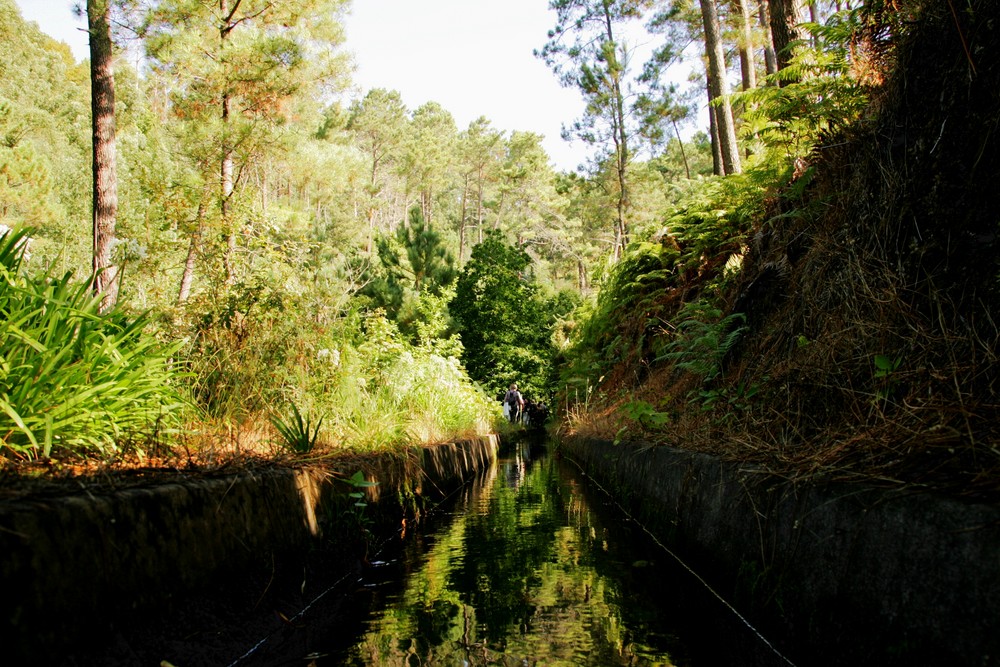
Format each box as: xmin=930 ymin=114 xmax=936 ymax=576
xmin=0 ymin=229 xmax=186 ymax=460
xmin=450 ymin=231 xmax=557 ymax=399
xmin=180 ymin=278 xmax=295 ymax=421
xmin=658 ymin=301 xmax=747 ymax=383
xmin=270 ymin=403 xmax=324 ymax=454
xmin=557 ymin=172 xmax=764 ymax=406
xmin=316 ymin=315 xmax=500 ymax=452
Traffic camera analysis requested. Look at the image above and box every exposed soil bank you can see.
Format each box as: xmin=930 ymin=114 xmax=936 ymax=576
xmin=0 ymin=436 xmax=498 ymax=664
xmin=561 ymin=437 xmax=1000 ymax=667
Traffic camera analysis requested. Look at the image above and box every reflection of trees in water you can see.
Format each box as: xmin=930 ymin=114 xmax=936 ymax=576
xmin=344 ymin=452 xmax=680 ymax=666
xmin=452 ymin=457 xmax=563 ymax=646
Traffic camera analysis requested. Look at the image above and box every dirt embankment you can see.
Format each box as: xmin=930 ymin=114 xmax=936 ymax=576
xmin=591 ymin=0 xmax=1000 ymax=497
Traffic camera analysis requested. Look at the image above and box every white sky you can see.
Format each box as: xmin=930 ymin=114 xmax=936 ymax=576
xmin=13 ymin=0 xmax=701 ymax=172
xmin=344 ymin=0 xmax=592 ymax=171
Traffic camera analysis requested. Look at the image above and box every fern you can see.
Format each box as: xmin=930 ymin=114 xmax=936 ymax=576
xmin=733 ymin=7 xmax=872 ymax=165
xmin=658 ymin=302 xmax=747 ymax=383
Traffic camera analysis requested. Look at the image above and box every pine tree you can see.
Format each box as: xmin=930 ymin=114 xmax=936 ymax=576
xmin=88 ymin=0 xmax=119 ymax=311
xmin=143 ymin=0 xmax=350 ymax=287
xmin=700 ymin=0 xmax=742 ymax=174
xmin=538 ymin=0 xmax=652 ymax=259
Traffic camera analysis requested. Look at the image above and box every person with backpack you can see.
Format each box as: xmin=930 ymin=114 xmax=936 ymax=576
xmin=503 ymin=383 xmax=525 ymax=424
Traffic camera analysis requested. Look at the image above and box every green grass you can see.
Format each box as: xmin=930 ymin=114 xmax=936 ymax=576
xmin=0 ymin=228 xmax=187 ymax=460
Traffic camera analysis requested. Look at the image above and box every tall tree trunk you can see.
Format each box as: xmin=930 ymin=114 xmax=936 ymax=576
xmin=421 ymin=189 xmax=432 ymax=227
xmin=177 ymin=190 xmax=209 ymax=304
xmin=221 ymin=92 xmax=236 ymax=281
xmin=707 ymin=82 xmax=723 ymax=176
xmin=769 ymin=0 xmax=806 ymax=82
xmin=672 ymin=119 xmax=691 ymax=179
xmin=701 ymin=0 xmax=742 ymax=174
xmin=492 ymin=190 xmax=506 ymax=229
xmin=458 ymin=173 xmax=469 ymax=262
xmin=602 ymin=4 xmax=629 ymax=259
xmin=88 ymin=0 xmax=119 ymax=313
xmin=758 ymin=0 xmax=779 ymax=77
xmin=220 ymin=0 xmax=238 ymax=283
xmin=737 ymin=0 xmax=758 ymax=91
xmin=476 ymin=165 xmax=484 ymax=245
xmin=259 ymin=160 xmax=268 ymax=216
xmin=809 ymin=1 xmax=820 ymax=46
xmin=365 ymin=151 xmax=378 ymax=253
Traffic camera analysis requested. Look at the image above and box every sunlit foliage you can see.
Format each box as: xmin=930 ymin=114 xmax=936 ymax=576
xmin=0 ymin=229 xmax=186 ymax=460
xmin=451 ymin=232 xmax=558 ymax=400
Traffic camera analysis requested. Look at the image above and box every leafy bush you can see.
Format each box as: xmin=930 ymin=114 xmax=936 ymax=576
xmin=180 ymin=277 xmax=301 ymax=421
xmin=559 ymin=240 xmax=683 ymax=390
xmin=734 ymin=8 xmax=873 ymax=171
xmin=0 ymin=229 xmax=186 ymax=460
xmin=293 ymin=313 xmax=500 ymax=452
xmin=557 ymin=171 xmax=766 ymax=414
xmin=450 ymin=231 xmax=556 ymax=399
xmin=358 ymin=206 xmax=459 ymax=348
xmin=179 ymin=279 xmax=500 ymax=454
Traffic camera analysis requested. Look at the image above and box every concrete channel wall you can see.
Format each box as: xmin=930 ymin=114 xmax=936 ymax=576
xmin=0 ymin=436 xmax=499 ymax=662
xmin=562 ymin=437 xmax=1000 ymax=667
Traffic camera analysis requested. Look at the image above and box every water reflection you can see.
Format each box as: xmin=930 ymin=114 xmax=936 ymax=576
xmin=335 ymin=441 xmax=689 ymax=666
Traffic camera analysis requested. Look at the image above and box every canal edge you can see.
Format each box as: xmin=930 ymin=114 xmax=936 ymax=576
xmin=559 ymin=435 xmax=1000 ymax=666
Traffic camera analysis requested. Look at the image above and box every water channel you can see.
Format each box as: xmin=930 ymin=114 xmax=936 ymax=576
xmin=233 ymin=438 xmax=795 ymax=667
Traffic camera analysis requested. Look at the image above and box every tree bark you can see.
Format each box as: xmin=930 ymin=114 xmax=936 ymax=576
xmin=602 ymin=4 xmax=630 ymax=259
xmin=365 ymin=146 xmax=379 ymax=253
xmin=88 ymin=0 xmax=119 ymax=313
xmin=221 ymin=92 xmax=236 ymax=281
xmin=701 ymin=0 xmax=742 ymax=174
xmin=672 ymin=119 xmax=691 ymax=179
xmin=177 ymin=191 xmax=209 ymax=304
xmin=809 ymin=1 xmax=820 ymax=46
xmin=769 ymin=0 xmax=806 ymax=80
xmin=476 ymin=164 xmax=484 ymax=245
xmin=758 ymin=0 xmax=779 ymax=77
xmin=708 ymin=98 xmax=723 ymax=176
xmin=737 ymin=0 xmax=758 ymax=91
xmin=220 ymin=0 xmax=237 ymax=283
xmin=421 ymin=189 xmax=432 ymax=227
xmin=458 ymin=173 xmax=469 ymax=262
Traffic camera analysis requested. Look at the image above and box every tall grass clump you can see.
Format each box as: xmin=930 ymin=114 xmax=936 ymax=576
xmin=270 ymin=403 xmax=324 ymax=454
xmin=735 ymin=7 xmax=875 ymax=171
xmin=299 ymin=314 xmax=500 ymax=453
xmin=182 ymin=278 xmax=295 ymax=422
xmin=179 ymin=281 xmax=501 ymax=455
xmin=0 ymin=229 xmax=186 ymax=461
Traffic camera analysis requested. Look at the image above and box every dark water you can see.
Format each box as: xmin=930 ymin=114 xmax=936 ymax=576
xmin=239 ymin=439 xmax=794 ymax=667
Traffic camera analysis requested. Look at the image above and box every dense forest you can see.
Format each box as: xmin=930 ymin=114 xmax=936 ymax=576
xmin=1 ymin=0 xmax=997 ymax=496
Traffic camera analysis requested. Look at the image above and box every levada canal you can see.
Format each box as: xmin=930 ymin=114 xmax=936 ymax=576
xmin=228 ymin=437 xmax=795 ymax=667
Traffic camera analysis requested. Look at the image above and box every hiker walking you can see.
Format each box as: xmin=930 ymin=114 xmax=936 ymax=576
xmin=503 ymin=383 xmax=525 ymax=423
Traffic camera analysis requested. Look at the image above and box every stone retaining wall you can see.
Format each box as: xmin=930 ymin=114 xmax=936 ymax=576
xmin=562 ymin=437 xmax=1000 ymax=667
xmin=0 ymin=436 xmax=499 ymax=663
